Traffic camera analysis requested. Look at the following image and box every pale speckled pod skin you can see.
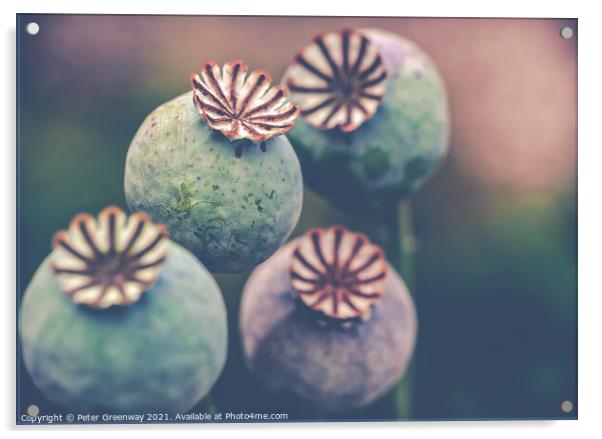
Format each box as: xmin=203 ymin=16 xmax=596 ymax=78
xmin=284 ymin=28 xmax=450 ymax=211
xmin=20 ymin=242 xmax=227 ymax=414
xmin=124 ymin=92 xmax=303 ymax=273
xmin=240 ymin=239 xmax=417 ymax=413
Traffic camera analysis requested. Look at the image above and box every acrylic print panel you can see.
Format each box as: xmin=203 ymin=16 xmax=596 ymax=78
xmin=16 ymin=14 xmax=577 ymax=424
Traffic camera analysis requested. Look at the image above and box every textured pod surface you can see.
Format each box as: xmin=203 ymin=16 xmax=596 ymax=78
xmin=240 ymin=239 xmax=417 ymax=413
xmin=20 ymin=241 xmax=227 ymax=414
xmin=124 ymin=92 xmax=303 ymax=272
xmin=284 ymin=28 xmax=449 ymax=211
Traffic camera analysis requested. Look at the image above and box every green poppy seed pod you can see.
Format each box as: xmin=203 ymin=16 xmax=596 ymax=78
xmin=19 ymin=207 xmax=227 ymax=414
xmin=283 ymin=28 xmax=450 ymax=211
xmin=125 ymin=60 xmax=303 ymax=273
xmin=240 ymin=226 xmax=417 ymax=413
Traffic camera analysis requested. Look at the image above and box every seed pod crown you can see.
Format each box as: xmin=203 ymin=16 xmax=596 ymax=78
xmin=285 ymin=29 xmax=388 ymax=132
xmin=192 ymin=59 xmax=300 ymax=152
xmin=51 ymin=206 xmax=169 ymax=308
xmin=290 ymin=226 xmax=387 ymax=320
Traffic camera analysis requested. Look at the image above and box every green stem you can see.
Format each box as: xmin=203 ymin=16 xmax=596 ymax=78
xmin=382 ymin=200 xmax=416 ymax=418
xmin=201 ymin=394 xmax=219 ymax=415
xmin=383 ymin=203 xmax=401 ymax=268
xmin=383 ymin=200 xmax=415 ymax=288
xmin=398 ymin=201 xmax=416 ymax=291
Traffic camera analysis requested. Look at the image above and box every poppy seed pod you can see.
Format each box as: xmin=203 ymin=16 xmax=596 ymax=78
xmin=124 ymin=60 xmax=303 ymax=273
xmin=19 ymin=207 xmax=227 ymax=414
xmin=240 ymin=226 xmax=417 ymax=413
xmin=283 ymin=28 xmax=450 ymax=211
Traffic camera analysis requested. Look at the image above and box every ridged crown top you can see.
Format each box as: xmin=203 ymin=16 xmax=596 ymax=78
xmin=50 ymin=206 xmax=169 ymax=308
xmin=285 ymin=29 xmax=387 ymax=132
xmin=290 ymin=226 xmax=387 ymax=320
xmin=192 ymin=59 xmax=300 ymax=144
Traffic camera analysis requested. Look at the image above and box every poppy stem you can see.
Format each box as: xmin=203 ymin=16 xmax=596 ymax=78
xmin=383 ymin=200 xmax=416 ymax=418
xmin=201 ymin=393 xmax=219 ymax=416
xmin=383 ymin=200 xmax=415 ymax=289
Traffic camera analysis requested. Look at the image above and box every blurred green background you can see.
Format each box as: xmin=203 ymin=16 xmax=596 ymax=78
xmin=17 ymin=15 xmax=577 ymax=421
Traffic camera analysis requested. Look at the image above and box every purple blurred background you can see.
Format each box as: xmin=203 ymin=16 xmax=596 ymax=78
xmin=18 ymin=15 xmax=577 ymax=421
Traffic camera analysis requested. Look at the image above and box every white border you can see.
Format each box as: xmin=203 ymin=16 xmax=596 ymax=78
xmin=2 ymin=1 xmax=600 ymax=437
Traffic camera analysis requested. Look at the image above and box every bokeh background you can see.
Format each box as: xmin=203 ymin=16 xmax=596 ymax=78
xmin=17 ymin=15 xmax=577 ymax=421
